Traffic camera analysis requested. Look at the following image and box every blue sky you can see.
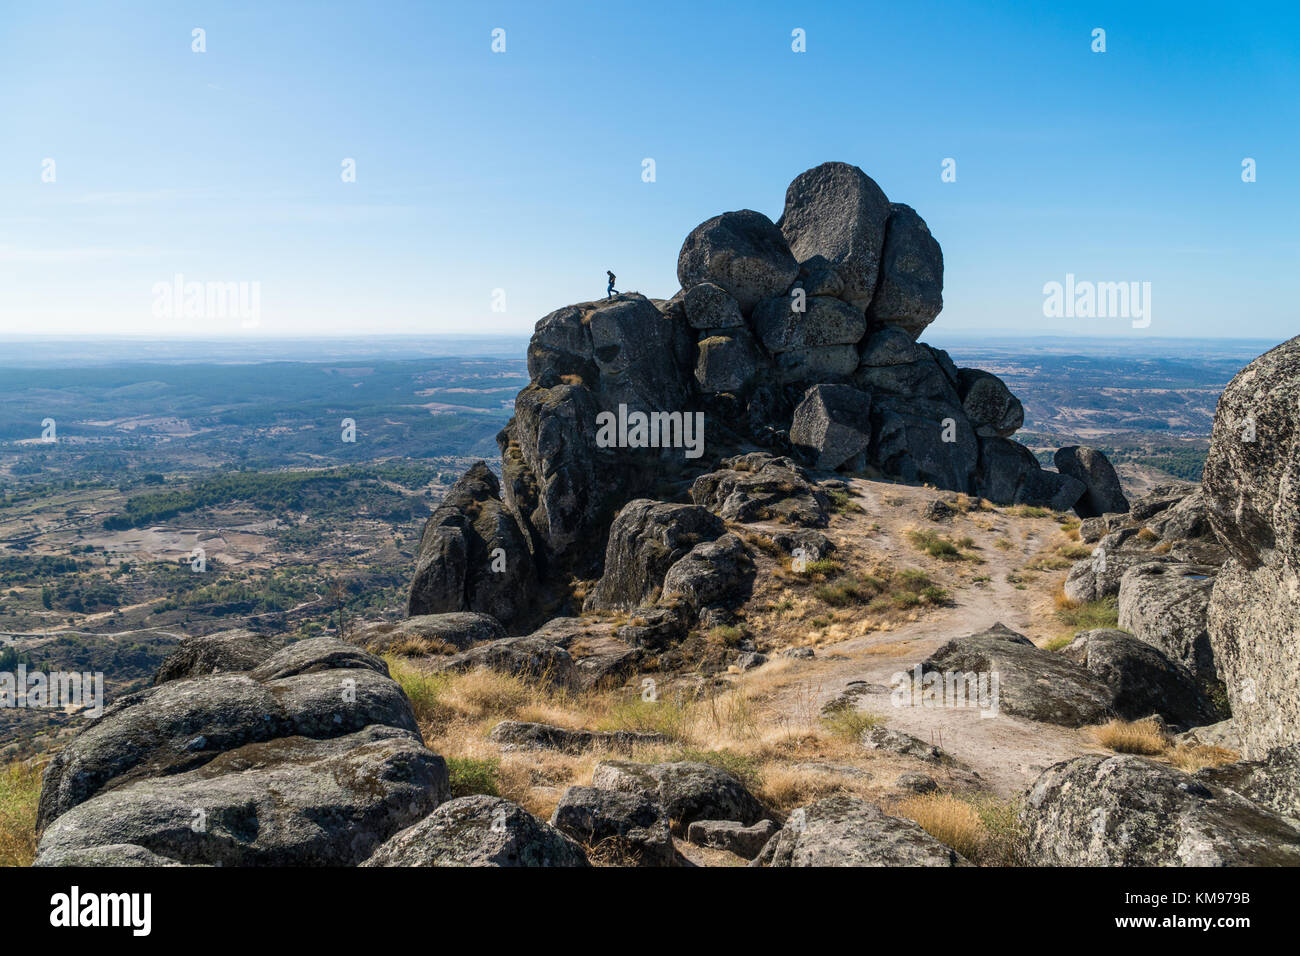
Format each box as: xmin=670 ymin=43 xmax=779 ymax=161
xmin=1 ymin=0 xmax=1297 ymax=340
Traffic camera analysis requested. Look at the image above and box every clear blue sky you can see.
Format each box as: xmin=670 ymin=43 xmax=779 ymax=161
xmin=1 ymin=0 xmax=1297 ymax=339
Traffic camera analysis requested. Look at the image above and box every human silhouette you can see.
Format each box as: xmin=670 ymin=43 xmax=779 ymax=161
xmin=606 ymin=270 xmax=618 ymax=299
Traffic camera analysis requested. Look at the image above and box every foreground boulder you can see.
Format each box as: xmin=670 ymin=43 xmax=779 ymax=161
xmin=489 ymin=720 xmax=666 ymax=754
xmin=591 ymin=760 xmax=768 ymax=830
xmin=152 ymin=629 xmax=285 ymax=684
xmin=1202 ymin=335 xmax=1300 ymax=757
xmin=363 ymin=795 xmax=589 ymax=867
xmin=37 ymin=726 xmax=447 ymax=867
xmin=1063 ymin=629 xmax=1216 ymax=727
xmin=38 ymin=639 xmax=420 ymax=831
xmin=686 ymin=819 xmax=779 ymax=859
xmin=34 ymin=637 xmax=449 ymax=866
xmin=1021 ymin=754 xmax=1300 ymax=866
xmin=920 ymin=623 xmax=1113 ymax=727
xmin=549 ymin=786 xmax=677 ymax=866
xmin=353 ymin=612 xmax=505 ymax=655
xmin=431 ymin=636 xmax=579 ymax=689
xmin=751 ymin=796 xmax=964 ymax=867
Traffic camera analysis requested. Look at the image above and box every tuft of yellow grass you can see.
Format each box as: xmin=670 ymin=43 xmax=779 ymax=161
xmin=894 ymin=792 xmax=1027 ymax=866
xmin=1092 ymin=717 xmax=1169 ymax=755
xmin=1167 ymin=743 xmax=1239 ymax=772
xmin=0 ymin=761 xmax=43 ymax=868
xmin=894 ymin=792 xmax=986 ymax=860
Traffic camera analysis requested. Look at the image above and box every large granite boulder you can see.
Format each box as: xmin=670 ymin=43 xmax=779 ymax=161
xmin=591 ymin=760 xmax=768 ymax=830
xmin=37 ymin=726 xmax=448 ymax=867
xmin=683 ymin=281 xmax=745 ymax=330
xmin=353 ymin=612 xmax=505 ymax=654
xmin=864 ymin=203 xmax=944 ymax=340
xmin=660 ymin=533 xmax=754 ymax=613
xmin=363 ymin=795 xmax=589 ymax=867
xmin=773 ymin=344 xmax=860 ymax=384
xmin=1202 ymin=335 xmax=1300 ymax=758
xmin=1021 ymin=754 xmax=1300 ymax=866
xmin=677 ymin=210 xmax=799 ymax=314
xmin=431 ymin=635 xmax=579 ymax=690
xmin=549 ymin=786 xmax=677 ymax=866
xmin=752 ymin=293 xmax=867 ymax=354
xmin=1117 ymin=562 xmax=1218 ymax=685
xmin=407 ymin=462 xmax=537 ymax=629
xmin=152 ymin=629 xmax=285 ymax=684
xmin=920 ymin=623 xmax=1113 ymax=727
xmin=1062 ymin=531 xmax=1160 ymax=603
xmin=1195 ymin=744 xmax=1300 ymax=820
xmin=751 ymin=795 xmax=964 ymax=867
xmin=1063 ymin=628 xmax=1217 ymax=727
xmin=957 ymin=368 xmax=1024 ymax=438
xmin=789 ymin=383 xmax=872 ymax=471
xmin=974 ymin=436 xmax=1084 ymax=511
xmin=1054 ymin=445 xmax=1130 ymax=518
xmin=690 ymin=453 xmax=829 ymax=527
xmin=869 ymin=396 xmax=978 ymax=494
xmin=777 ymin=162 xmax=892 ymax=313
xmin=528 ymin=294 xmax=690 ymax=412
xmin=34 ymin=637 xmax=449 ymax=866
xmin=585 ymin=500 xmax=724 ymax=611
xmin=695 ymin=327 xmax=765 ymax=394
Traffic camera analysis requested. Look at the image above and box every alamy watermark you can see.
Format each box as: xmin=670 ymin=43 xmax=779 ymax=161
xmin=595 ymin=403 xmax=705 ymax=459
xmin=152 ymin=273 xmax=261 ymax=328
xmin=1042 ymin=273 xmax=1150 ymax=328
xmin=890 ymin=664 xmax=1000 ymax=717
xmin=1 ymin=665 xmax=104 ymax=718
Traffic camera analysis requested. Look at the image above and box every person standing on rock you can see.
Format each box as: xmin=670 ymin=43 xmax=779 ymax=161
xmin=606 ymin=270 xmax=618 ymax=298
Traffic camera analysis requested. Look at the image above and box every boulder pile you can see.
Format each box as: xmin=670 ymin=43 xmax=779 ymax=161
xmin=410 ymin=162 xmax=1107 ymax=634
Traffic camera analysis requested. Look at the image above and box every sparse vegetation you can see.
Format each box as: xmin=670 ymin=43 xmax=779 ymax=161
xmin=0 ymin=761 xmax=42 ymax=868
xmin=1092 ymin=717 xmax=1169 ymax=755
xmin=895 ymin=792 xmax=1027 ymax=866
xmin=1055 ymin=594 xmax=1120 ymax=631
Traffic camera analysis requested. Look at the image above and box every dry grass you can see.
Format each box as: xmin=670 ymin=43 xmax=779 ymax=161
xmin=893 ymin=792 xmax=1027 ymax=866
xmin=0 ymin=761 xmax=43 ymax=868
xmin=1167 ymin=743 xmax=1240 ymax=772
xmin=1091 ymin=717 xmax=1169 ymax=755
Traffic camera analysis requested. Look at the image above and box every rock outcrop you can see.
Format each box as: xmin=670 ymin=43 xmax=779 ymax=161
xmin=1202 ymin=335 xmax=1300 ymax=758
xmin=920 ymin=622 xmax=1113 ymax=727
xmin=1062 ymin=628 xmax=1216 ymax=727
xmin=363 ymin=795 xmax=589 ymax=867
xmin=1055 ymin=445 xmax=1130 ymax=517
xmin=35 ymin=638 xmax=450 ymax=866
xmin=591 ymin=760 xmax=768 ymax=831
xmin=402 ymin=161 xmax=1090 ymax=674
xmin=1021 ymin=754 xmax=1300 ymax=866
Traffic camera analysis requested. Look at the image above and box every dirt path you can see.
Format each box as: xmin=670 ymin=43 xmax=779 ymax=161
xmin=760 ymin=477 xmax=1101 ymax=798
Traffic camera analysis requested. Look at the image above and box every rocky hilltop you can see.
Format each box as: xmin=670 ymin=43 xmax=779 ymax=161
xmin=27 ymin=165 xmax=1300 ymax=869
xmin=409 ymin=162 xmax=1118 ymax=635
